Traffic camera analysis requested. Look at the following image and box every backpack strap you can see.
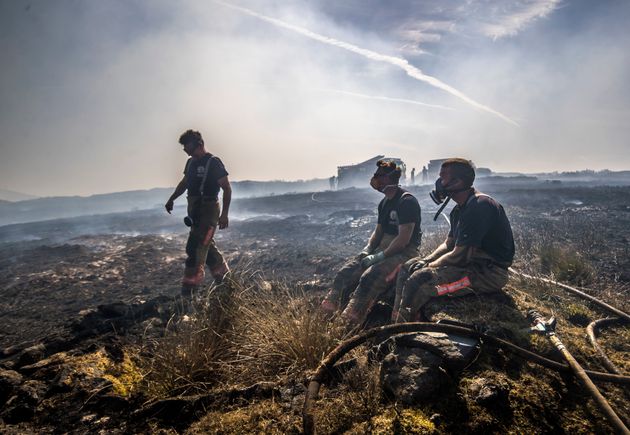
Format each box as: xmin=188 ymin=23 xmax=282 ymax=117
xmin=199 ymin=154 xmax=215 ymax=197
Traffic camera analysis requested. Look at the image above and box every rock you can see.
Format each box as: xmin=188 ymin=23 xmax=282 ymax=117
xmin=380 ymin=349 xmax=444 ymax=404
xmin=376 ymin=332 xmax=479 ymax=405
xmin=16 ymin=344 xmax=46 ymax=368
xmin=467 ymin=377 xmax=510 ymax=408
xmin=1 ymin=380 xmax=47 ymax=423
xmin=97 ymin=302 xmax=129 ymax=318
xmin=279 ymin=381 xmax=307 ymax=410
xmin=0 ymin=368 xmax=23 ymax=406
xmin=430 ymin=413 xmax=442 ymax=425
xmin=19 ymin=351 xmax=69 ymax=376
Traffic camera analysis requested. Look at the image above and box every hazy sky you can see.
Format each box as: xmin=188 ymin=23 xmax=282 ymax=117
xmin=1 ymin=0 xmax=629 ymax=196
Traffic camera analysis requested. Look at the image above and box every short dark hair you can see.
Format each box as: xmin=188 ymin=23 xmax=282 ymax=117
xmin=178 ymin=129 xmax=204 ymax=147
xmin=441 ymin=158 xmax=475 ymax=187
xmin=375 ymin=159 xmax=402 ymax=183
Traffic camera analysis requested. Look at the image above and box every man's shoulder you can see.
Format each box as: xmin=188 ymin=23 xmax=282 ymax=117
xmin=398 ymin=189 xmax=418 ymax=202
xmin=464 ymin=192 xmax=501 ymax=215
xmin=472 ymin=192 xmax=500 ymax=207
xmin=396 ymin=190 xmax=420 ymax=216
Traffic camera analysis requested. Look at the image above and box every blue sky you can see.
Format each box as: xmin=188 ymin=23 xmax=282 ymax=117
xmin=1 ymin=0 xmax=629 ymax=196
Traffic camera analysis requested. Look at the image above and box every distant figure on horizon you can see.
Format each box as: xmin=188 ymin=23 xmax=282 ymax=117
xmin=165 ymin=129 xmax=232 ymax=295
xmin=421 ymin=165 xmax=428 ymax=184
xmin=392 ymin=158 xmax=514 ymax=322
xmin=410 ymin=167 xmax=416 ymax=185
xmin=321 ymin=160 xmax=422 ymax=325
xmin=329 ymin=175 xmax=337 ymax=191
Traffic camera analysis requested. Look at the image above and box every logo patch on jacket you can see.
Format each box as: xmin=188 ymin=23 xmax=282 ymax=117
xmin=389 ymin=210 xmax=399 ymax=225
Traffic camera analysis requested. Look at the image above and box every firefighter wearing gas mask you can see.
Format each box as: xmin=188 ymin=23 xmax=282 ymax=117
xmin=321 ymin=160 xmax=422 ymax=325
xmin=165 ymin=129 xmax=232 ymax=296
xmin=392 ymin=158 xmax=515 ymax=323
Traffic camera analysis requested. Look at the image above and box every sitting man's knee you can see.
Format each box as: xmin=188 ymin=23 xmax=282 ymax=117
xmin=409 ymin=269 xmax=434 ymax=287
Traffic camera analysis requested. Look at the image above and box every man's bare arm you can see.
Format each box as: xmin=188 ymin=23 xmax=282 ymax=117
xmin=217 ymin=176 xmax=231 ymax=229
xmin=383 ymin=223 xmax=415 ymax=257
xmin=422 ymin=236 xmax=455 ymax=262
xmin=363 ymin=225 xmax=384 ymax=254
xmin=428 ymin=244 xmax=473 ymax=268
xmin=165 ymin=176 xmax=187 ymax=214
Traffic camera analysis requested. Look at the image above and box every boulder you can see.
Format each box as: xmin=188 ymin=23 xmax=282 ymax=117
xmin=376 ymin=332 xmax=479 ymax=405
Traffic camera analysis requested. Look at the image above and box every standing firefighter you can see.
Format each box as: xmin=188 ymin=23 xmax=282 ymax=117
xmin=321 ymin=160 xmax=421 ymax=325
xmin=165 ymin=129 xmax=232 ymax=295
xmin=393 ymin=158 xmax=514 ymax=322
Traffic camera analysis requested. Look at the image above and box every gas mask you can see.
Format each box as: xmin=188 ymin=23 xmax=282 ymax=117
xmin=429 ymin=178 xmax=453 ymax=205
xmin=429 ymin=178 xmax=465 ymax=221
xmin=370 ymin=174 xmax=398 ymax=193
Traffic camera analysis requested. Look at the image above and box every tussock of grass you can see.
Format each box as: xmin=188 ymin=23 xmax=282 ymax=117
xmin=139 ymin=268 xmax=348 ymax=398
xmin=538 ymin=244 xmax=595 ymax=286
xmin=140 ymin=278 xmax=241 ymax=398
xmin=230 ymin=281 xmax=348 ymax=384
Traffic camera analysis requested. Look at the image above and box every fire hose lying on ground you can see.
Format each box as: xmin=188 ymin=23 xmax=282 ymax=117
xmin=302 ymin=270 xmax=630 ymax=435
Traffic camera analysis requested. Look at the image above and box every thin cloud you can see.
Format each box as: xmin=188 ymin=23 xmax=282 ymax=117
xmin=316 ymin=88 xmax=454 ymax=111
xmin=213 ymin=0 xmax=519 ymax=126
xmin=480 ymin=0 xmax=562 ymax=39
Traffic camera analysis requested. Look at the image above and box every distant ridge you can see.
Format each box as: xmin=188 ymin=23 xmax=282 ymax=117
xmin=0 ymin=188 xmax=39 ymax=202
xmin=0 ymin=179 xmax=330 ymax=227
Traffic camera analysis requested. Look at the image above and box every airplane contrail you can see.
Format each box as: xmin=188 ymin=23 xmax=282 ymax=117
xmin=318 ymin=89 xmax=454 ymax=111
xmin=214 ymin=0 xmax=519 ymax=126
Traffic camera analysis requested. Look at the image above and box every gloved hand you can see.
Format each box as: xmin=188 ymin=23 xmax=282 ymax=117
xmin=361 ymin=251 xmax=385 ymax=268
xmin=358 ymin=245 xmax=374 ymax=259
xmin=409 ymin=259 xmax=428 ymax=274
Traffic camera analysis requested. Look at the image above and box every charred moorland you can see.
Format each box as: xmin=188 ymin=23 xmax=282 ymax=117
xmin=0 ymin=181 xmax=628 ymax=434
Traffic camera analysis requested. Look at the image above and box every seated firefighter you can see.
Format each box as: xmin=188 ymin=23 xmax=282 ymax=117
xmin=392 ymin=158 xmax=515 ymax=323
xmin=321 ymin=160 xmax=422 ymax=324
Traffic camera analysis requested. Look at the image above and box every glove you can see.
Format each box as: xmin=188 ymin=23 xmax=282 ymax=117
xmin=361 ymin=251 xmax=385 ymax=268
xmin=358 ymin=245 xmax=374 ymax=259
xmin=409 ymin=259 xmax=428 ymax=274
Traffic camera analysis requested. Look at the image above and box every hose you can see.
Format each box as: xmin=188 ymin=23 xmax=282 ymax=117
xmin=302 ymin=322 xmax=630 ymax=435
xmin=547 ymin=332 xmax=629 ymax=434
xmin=511 ymin=269 xmax=629 ymax=377
xmin=587 ymin=318 xmax=625 ymax=375
xmin=510 ymin=269 xmax=630 ymax=323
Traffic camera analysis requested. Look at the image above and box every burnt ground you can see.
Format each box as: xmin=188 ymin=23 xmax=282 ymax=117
xmin=0 ymin=182 xmax=629 ymax=433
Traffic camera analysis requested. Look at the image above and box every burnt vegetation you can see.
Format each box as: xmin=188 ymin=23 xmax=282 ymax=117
xmin=0 ymin=182 xmax=629 ymax=433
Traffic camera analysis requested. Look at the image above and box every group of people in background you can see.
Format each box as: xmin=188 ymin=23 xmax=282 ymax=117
xmin=165 ymin=129 xmax=515 ymax=326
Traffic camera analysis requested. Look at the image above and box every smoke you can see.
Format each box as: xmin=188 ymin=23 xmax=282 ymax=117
xmin=213 ymin=0 xmax=519 ymax=126
xmin=316 ymin=89 xmax=454 ymax=111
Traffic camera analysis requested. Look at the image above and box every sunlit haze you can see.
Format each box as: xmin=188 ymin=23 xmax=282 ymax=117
xmin=1 ymin=0 xmax=629 ymax=196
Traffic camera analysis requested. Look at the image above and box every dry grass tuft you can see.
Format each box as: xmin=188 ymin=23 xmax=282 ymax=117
xmin=139 ymin=267 xmax=349 ymax=398
xmin=315 ymin=353 xmax=386 ymax=434
xmin=230 ymin=280 xmax=349 ymax=384
xmin=538 ymin=244 xmax=595 ymax=286
xmin=139 ymin=284 xmax=238 ymax=398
